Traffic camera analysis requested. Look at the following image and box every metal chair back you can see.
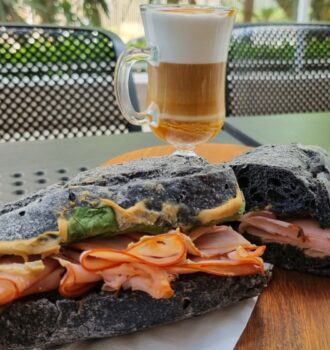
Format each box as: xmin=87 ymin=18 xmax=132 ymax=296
xmin=226 ymin=24 xmax=330 ymax=117
xmin=0 ymin=25 xmax=140 ymax=142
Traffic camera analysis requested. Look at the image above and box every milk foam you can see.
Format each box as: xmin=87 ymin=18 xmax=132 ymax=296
xmin=141 ymin=7 xmax=236 ymax=64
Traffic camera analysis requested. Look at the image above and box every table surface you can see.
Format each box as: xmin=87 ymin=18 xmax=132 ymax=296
xmin=0 ymin=115 xmax=330 ymax=349
xmin=226 ymin=112 xmax=330 ymax=151
xmin=0 ymin=130 xmax=241 ymax=204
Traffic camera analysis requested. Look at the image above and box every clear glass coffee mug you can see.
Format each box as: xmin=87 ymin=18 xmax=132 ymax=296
xmin=115 ymin=3 xmax=236 ymax=155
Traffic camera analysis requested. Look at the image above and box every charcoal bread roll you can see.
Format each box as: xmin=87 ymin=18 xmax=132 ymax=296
xmin=0 ymin=155 xmax=241 ymax=243
xmin=229 ymin=144 xmax=330 ymax=276
xmin=0 ymin=155 xmax=267 ymax=349
xmin=244 ymin=233 xmax=330 ymax=276
xmin=0 ymin=272 xmax=270 ymax=350
xmin=229 ymin=144 xmax=330 ymax=227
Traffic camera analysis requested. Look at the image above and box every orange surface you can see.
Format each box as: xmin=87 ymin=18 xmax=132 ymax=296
xmin=102 ymin=143 xmax=250 ymax=166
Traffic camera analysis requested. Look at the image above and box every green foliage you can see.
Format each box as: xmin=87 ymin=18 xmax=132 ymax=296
xmin=0 ymin=0 xmax=24 ymax=22
xmin=230 ymin=40 xmax=295 ymax=60
xmin=253 ymin=7 xmax=277 ymax=21
xmin=0 ymin=0 xmax=111 ymax=27
xmin=83 ymin=0 xmax=110 ymax=27
xmin=275 ymin=0 xmax=298 ymax=19
xmin=304 ymin=36 xmax=330 ymax=58
xmin=26 ymin=0 xmax=58 ymax=23
xmin=311 ymin=0 xmax=330 ymax=21
xmin=0 ymin=34 xmax=116 ymax=72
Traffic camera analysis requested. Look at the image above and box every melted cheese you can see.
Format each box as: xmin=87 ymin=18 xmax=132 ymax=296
xmin=100 ymin=199 xmax=179 ymax=230
xmin=58 ymin=216 xmax=68 ymax=241
xmin=0 ymin=192 xmax=241 ymax=258
xmin=197 ymin=189 xmax=244 ymax=224
xmin=0 ymin=260 xmax=45 ymax=275
xmin=0 ymin=232 xmax=61 ymax=260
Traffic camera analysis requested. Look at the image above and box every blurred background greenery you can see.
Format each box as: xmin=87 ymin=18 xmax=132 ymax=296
xmin=0 ymin=0 xmax=329 ymax=42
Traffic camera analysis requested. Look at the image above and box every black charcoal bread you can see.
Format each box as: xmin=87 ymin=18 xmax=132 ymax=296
xmin=0 ymin=272 xmax=270 ymax=350
xmin=0 ymin=155 xmax=243 ymax=246
xmin=244 ymin=233 xmax=330 ymax=276
xmin=229 ymin=144 xmax=330 ymax=227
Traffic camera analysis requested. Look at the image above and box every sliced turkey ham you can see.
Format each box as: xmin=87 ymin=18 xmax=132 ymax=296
xmin=0 ymin=258 xmax=63 ymax=305
xmin=81 ymin=228 xmax=265 ymax=298
xmin=80 ymin=231 xmax=187 ymax=271
xmin=0 ymin=225 xmax=266 ymax=304
xmin=239 ymin=211 xmax=330 ymax=256
xmin=57 ymin=258 xmax=102 ymax=297
xmin=101 ymin=263 xmax=175 ymax=299
xmin=188 ymin=225 xmax=254 ymax=257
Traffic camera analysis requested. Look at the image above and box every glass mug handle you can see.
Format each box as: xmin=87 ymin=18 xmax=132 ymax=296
xmin=115 ymin=46 xmax=158 ymax=126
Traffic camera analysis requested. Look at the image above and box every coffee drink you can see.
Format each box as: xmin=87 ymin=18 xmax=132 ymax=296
xmin=148 ymin=62 xmax=226 ymax=145
xmin=142 ymin=6 xmax=235 ymax=147
xmin=115 ymin=5 xmax=235 ymax=151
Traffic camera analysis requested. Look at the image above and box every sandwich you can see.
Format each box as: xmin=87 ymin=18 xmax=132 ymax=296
xmin=0 ymin=155 xmax=269 ymax=350
xmin=229 ymin=144 xmax=330 ymax=276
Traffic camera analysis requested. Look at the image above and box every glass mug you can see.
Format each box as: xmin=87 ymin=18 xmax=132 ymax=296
xmin=115 ymin=3 xmax=236 ymax=154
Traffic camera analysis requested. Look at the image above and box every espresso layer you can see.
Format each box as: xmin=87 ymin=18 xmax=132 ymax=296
xmin=147 ymin=62 xmax=226 ymax=117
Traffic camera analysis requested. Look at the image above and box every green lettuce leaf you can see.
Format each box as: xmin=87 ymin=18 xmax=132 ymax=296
xmin=68 ymin=206 xmax=118 ymax=242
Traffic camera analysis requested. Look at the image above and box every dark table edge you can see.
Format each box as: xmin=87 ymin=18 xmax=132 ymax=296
xmin=224 ymin=122 xmax=262 ymax=147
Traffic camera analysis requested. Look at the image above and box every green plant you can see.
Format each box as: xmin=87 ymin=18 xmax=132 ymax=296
xmin=0 ymin=0 xmax=24 ymax=22
xmin=0 ymin=0 xmax=111 ymax=27
xmin=83 ymin=0 xmax=110 ymax=27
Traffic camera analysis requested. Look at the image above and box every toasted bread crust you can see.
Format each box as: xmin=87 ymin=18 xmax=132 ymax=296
xmin=0 ymin=156 xmax=239 ymax=242
xmin=0 ymin=272 xmax=270 ymax=350
xmin=244 ymin=233 xmax=330 ymax=276
xmin=229 ymin=144 xmax=330 ymax=227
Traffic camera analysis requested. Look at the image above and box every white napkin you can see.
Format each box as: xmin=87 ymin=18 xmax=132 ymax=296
xmin=64 ymin=296 xmax=257 ymax=350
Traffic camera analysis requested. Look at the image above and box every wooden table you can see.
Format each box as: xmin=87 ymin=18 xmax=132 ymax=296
xmin=225 ymin=112 xmax=330 ymax=150
xmin=236 ymin=268 xmax=330 ymax=350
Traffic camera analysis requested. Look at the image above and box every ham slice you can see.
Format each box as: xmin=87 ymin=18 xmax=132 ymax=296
xmin=21 ymin=266 xmax=64 ymax=297
xmin=0 ymin=226 xmax=266 ymax=303
xmin=188 ymin=225 xmax=254 ymax=257
xmin=101 ymin=263 xmax=175 ymax=299
xmin=168 ymin=245 xmax=265 ymax=276
xmin=57 ymin=258 xmax=102 ymax=297
xmin=0 ymin=259 xmax=62 ymax=305
xmin=80 ymin=227 xmax=265 ymax=298
xmin=81 ymin=231 xmax=187 ymax=271
xmin=239 ymin=211 xmax=330 ymax=256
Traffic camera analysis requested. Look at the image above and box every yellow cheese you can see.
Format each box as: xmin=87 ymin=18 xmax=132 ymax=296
xmin=197 ymin=189 xmax=244 ymax=224
xmin=0 ymin=232 xmax=61 ymax=261
xmin=0 ymin=260 xmax=45 ymax=275
xmin=100 ymin=199 xmax=161 ymax=230
xmin=58 ymin=216 xmax=68 ymax=241
xmin=100 ymin=199 xmax=181 ymax=231
xmin=0 ymin=191 xmax=241 ymax=258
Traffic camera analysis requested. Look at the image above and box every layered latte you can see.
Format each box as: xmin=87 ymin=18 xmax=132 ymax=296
xmin=142 ymin=6 xmax=235 ymax=147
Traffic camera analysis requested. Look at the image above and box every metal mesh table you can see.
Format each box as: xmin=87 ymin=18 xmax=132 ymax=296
xmin=0 ymin=130 xmax=241 ymax=204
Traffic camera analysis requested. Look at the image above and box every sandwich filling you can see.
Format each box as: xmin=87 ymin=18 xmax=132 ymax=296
xmin=239 ymin=211 xmax=330 ymax=257
xmin=0 ymin=189 xmax=245 ymax=259
xmin=0 ymin=225 xmax=265 ymax=305
xmin=0 ymin=191 xmax=266 ymax=305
